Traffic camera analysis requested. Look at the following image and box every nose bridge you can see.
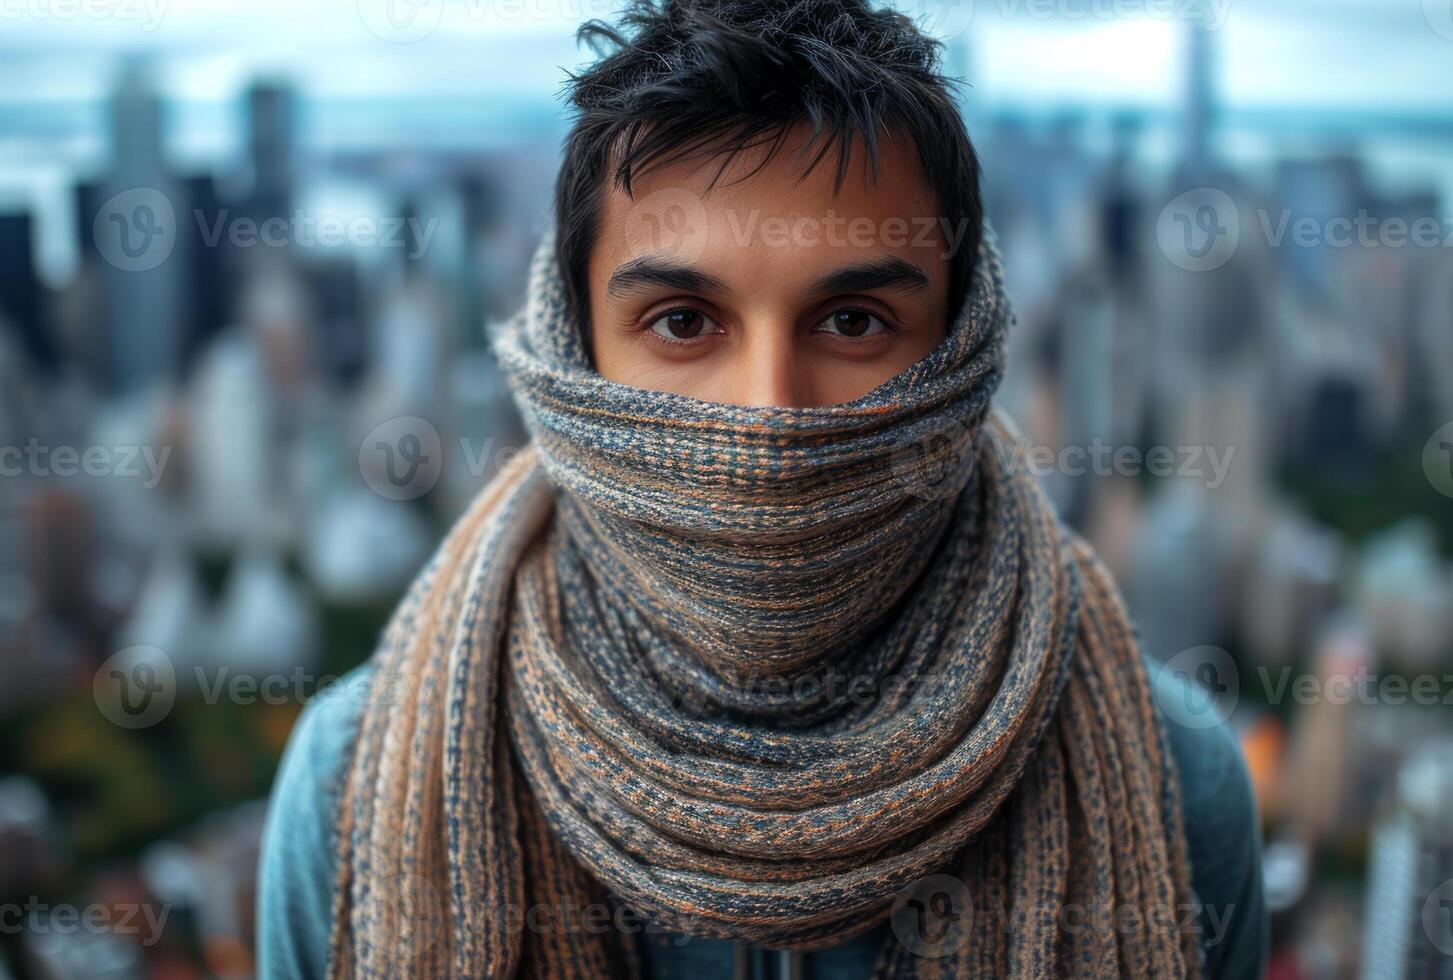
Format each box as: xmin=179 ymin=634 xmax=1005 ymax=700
xmin=736 ymin=311 xmax=805 ymax=408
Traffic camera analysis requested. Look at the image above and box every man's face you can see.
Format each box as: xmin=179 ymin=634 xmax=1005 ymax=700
xmin=587 ymin=127 xmax=953 ymax=407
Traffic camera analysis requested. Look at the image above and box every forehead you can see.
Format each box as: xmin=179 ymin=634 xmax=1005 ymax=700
xmin=589 ymin=127 xmax=949 ymax=287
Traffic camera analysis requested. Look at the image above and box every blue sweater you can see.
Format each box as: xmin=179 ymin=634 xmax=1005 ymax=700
xmin=257 ymin=660 xmax=1267 ymax=979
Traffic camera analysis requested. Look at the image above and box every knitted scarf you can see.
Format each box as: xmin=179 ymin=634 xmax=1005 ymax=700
xmin=326 ymin=229 xmax=1201 ymax=979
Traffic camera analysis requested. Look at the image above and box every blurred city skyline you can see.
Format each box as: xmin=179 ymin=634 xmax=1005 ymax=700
xmin=7 ymin=1 xmax=1453 ymax=287
xmin=2 ymin=2 xmax=1452 ymax=977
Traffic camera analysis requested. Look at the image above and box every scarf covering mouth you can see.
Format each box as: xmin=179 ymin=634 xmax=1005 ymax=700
xmin=326 ymin=229 xmax=1201 ymax=978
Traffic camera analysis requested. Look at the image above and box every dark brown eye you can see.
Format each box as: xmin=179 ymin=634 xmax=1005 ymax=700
xmin=650 ymin=309 xmax=714 ymax=340
xmin=818 ymin=309 xmax=887 ymax=339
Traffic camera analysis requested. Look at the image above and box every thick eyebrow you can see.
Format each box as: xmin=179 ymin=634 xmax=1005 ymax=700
xmin=605 ymin=256 xmax=730 ymax=298
xmin=809 ymin=257 xmax=931 ymax=297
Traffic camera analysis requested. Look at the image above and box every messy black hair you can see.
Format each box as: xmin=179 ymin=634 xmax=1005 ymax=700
xmin=555 ymin=0 xmax=983 ymax=335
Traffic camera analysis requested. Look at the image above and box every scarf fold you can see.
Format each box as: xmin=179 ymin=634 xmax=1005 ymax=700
xmin=326 ymin=229 xmax=1200 ymax=979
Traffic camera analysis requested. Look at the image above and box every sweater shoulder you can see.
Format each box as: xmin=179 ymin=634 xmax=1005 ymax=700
xmin=256 ymin=666 xmax=374 ymax=980
xmin=1146 ymin=655 xmax=1269 ymax=979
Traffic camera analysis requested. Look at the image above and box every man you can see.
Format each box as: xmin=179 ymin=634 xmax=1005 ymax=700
xmin=259 ymin=2 xmax=1266 ymax=977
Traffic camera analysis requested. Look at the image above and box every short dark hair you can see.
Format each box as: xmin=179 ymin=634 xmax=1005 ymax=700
xmin=555 ymin=0 xmax=983 ymax=337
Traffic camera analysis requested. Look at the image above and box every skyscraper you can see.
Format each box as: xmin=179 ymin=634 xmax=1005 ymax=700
xmin=1361 ymin=741 xmax=1453 ymax=979
xmin=98 ymin=59 xmax=185 ymax=394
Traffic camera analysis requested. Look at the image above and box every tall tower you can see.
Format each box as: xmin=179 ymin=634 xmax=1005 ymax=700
xmin=1180 ymin=16 xmax=1217 ymax=189
xmin=244 ymin=81 xmax=296 ymax=225
xmin=99 ymin=59 xmax=185 ymax=394
xmin=1361 ymin=741 xmax=1453 ymax=978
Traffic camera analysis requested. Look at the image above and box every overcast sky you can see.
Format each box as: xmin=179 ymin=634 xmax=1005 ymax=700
xmin=2 ymin=0 xmax=1451 ymax=109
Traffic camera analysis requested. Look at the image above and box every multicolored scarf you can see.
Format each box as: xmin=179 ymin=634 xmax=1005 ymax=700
xmin=326 ymin=229 xmax=1200 ymax=978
